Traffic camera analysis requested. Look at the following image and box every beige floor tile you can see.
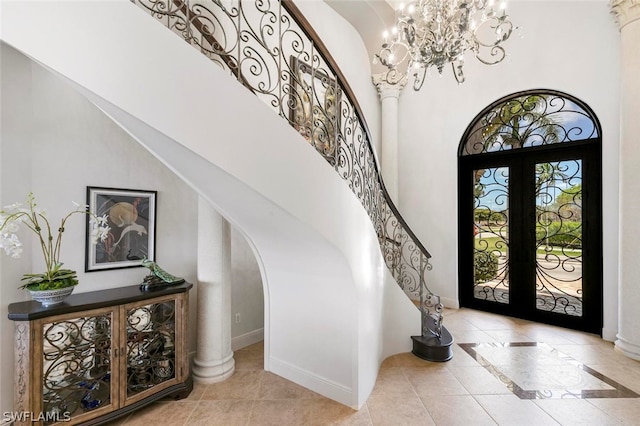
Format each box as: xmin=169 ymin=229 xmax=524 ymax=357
xmin=474 ymin=395 xmax=560 ymax=426
xmin=381 ymin=352 xmax=440 ymax=368
xmin=234 ymin=342 xmax=265 ymax=370
xmin=450 ymin=330 xmax=499 ymax=344
xmin=180 ymin=381 xmax=207 ymax=401
xmin=551 ymin=328 xmax=606 ymax=345
xmin=462 ymin=314 xmax=523 ymax=331
xmin=308 ymin=398 xmax=372 ymax=425
xmin=556 ymin=344 xmax=638 ymax=367
xmin=447 ymin=365 xmax=511 ymax=395
xmin=514 ymin=325 xmax=579 ymax=345
xmin=234 ymin=353 xmax=265 ymax=370
xmin=247 ymin=399 xmax=315 ymax=425
xmin=366 ymin=393 xmax=435 ymax=426
xmin=121 ymin=401 xmax=196 ymax=426
xmin=236 ymin=342 xmax=264 ymax=355
xmin=437 ymin=315 xmax=480 ymax=332
xmin=565 ymin=330 xmax=613 ymax=348
xmin=533 ymin=399 xmax=622 ymax=425
xmin=422 ymin=395 xmax=498 ymax=426
xmin=201 ymin=370 xmax=263 ymax=400
xmin=587 ymin=398 xmax=640 ymax=425
xmin=257 ymin=371 xmax=322 ymax=400
xmin=404 ymin=368 xmax=469 ymax=396
xmin=446 ymin=344 xmax=483 ymax=367
xmin=584 ymin=364 xmax=640 ymax=394
xmin=483 ymin=329 xmax=538 ymax=342
xmin=186 ymin=400 xmax=254 ymax=426
xmin=370 ymin=367 xmax=415 ymax=396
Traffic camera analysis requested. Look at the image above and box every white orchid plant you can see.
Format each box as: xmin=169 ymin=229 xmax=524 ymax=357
xmin=0 ymin=192 xmax=110 ymax=290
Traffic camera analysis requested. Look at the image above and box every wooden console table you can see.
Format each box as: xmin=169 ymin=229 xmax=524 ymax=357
xmin=8 ymin=282 xmax=193 ymax=425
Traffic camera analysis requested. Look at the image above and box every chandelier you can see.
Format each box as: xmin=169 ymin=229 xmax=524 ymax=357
xmin=374 ymin=0 xmax=515 ymax=89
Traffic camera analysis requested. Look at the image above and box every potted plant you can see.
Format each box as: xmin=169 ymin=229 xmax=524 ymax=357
xmin=0 ymin=192 xmax=110 ymax=306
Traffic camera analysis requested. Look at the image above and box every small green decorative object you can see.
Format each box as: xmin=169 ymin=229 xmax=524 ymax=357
xmin=140 ymin=258 xmax=185 ymax=291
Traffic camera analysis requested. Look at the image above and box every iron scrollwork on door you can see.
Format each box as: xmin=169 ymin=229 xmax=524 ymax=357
xmin=535 ymin=160 xmax=583 ymax=316
xmin=460 ymin=89 xmax=601 ymax=332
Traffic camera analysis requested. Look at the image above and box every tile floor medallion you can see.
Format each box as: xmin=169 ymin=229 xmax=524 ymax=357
xmin=458 ymin=342 xmax=640 ymax=399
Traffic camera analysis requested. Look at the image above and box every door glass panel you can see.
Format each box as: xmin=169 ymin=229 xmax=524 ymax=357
xmin=535 ymin=160 xmax=583 ymax=316
xmin=473 ymin=167 xmax=510 ymax=303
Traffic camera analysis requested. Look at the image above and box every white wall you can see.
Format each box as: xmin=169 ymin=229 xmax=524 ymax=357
xmin=0 ymin=42 xmax=199 ymax=414
xmin=396 ymin=1 xmax=620 ymax=339
xmin=0 ymin=40 xmax=268 ymax=415
xmin=230 ymin=228 xmax=265 ymax=348
xmin=1 ymin=0 xmax=420 ymax=409
xmin=0 ymin=43 xmax=35 ymax=418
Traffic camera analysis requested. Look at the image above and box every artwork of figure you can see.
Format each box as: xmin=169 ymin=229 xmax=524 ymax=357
xmin=87 ymin=188 xmax=156 ymax=271
xmin=106 ymin=201 xmax=148 ymax=262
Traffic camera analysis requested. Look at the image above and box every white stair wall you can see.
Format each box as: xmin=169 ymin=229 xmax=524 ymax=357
xmin=1 ymin=0 xmax=419 ymax=408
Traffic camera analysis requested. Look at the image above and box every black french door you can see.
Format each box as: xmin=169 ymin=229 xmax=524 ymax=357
xmin=458 ymin=142 xmax=602 ymax=333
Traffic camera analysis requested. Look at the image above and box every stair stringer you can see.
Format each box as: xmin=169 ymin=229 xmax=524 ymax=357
xmin=1 ymin=0 xmax=421 ymax=408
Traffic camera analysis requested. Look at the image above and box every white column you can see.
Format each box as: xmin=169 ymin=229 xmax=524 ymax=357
xmin=612 ymin=0 xmax=640 ymax=359
xmin=192 ymin=196 xmax=235 ymax=382
xmin=372 ymin=74 xmax=407 ymax=204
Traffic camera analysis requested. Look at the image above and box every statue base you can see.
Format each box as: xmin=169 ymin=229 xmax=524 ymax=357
xmin=140 ymin=275 xmax=186 ymax=292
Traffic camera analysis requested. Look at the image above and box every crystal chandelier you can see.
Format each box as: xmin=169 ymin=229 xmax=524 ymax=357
xmin=374 ymin=0 xmax=515 ymax=89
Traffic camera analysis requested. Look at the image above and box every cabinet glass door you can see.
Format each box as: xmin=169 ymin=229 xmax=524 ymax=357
xmin=41 ymin=311 xmax=114 ymax=424
xmin=125 ymin=299 xmax=177 ymax=400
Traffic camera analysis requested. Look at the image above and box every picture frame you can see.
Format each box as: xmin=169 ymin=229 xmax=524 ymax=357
xmin=289 ymin=56 xmax=342 ymax=166
xmin=85 ymin=187 xmax=157 ymax=272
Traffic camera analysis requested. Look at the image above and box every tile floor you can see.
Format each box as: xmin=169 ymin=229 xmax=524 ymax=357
xmin=110 ymin=308 xmax=640 ymax=425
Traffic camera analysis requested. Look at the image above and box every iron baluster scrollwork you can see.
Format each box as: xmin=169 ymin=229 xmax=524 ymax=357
xmin=131 ymin=0 xmax=444 ymax=338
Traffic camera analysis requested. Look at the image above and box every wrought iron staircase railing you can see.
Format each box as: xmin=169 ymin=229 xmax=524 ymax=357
xmin=131 ymin=0 xmax=451 ymax=354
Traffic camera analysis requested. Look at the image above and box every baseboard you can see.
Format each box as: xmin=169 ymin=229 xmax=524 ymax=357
xmin=615 ymin=335 xmax=640 ymax=361
xmin=440 ymin=297 xmax=459 ymax=309
xmin=268 ymin=356 xmax=354 ymax=408
xmin=185 ymin=328 xmax=264 ymax=368
xmin=232 ymin=328 xmax=264 ymax=351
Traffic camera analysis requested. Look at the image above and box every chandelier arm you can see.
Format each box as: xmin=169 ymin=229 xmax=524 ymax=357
xmin=475 ymin=45 xmax=507 ymax=65
xmin=375 ymin=0 xmax=516 ymax=87
xmin=412 ymin=66 xmax=428 ymax=91
xmin=452 ymin=61 xmax=465 ymax=84
xmin=475 ymin=21 xmax=514 ymax=48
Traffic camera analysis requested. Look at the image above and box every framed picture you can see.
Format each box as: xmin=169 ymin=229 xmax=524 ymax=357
xmin=289 ymin=56 xmax=342 ymax=166
xmin=85 ymin=187 xmax=157 ymax=272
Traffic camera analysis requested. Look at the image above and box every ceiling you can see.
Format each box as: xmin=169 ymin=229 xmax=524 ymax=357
xmin=324 ymin=0 xmax=396 ymax=74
